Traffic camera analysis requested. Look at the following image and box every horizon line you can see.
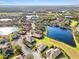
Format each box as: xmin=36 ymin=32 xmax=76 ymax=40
xmin=0 ymin=4 xmax=79 ymax=6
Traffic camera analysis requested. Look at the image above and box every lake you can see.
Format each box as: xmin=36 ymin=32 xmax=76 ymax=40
xmin=0 ymin=27 xmax=17 ymax=35
xmin=47 ymin=26 xmax=76 ymax=47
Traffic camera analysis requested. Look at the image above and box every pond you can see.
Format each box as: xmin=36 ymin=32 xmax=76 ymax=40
xmin=47 ymin=26 xmax=76 ymax=47
xmin=0 ymin=27 xmax=17 ymax=35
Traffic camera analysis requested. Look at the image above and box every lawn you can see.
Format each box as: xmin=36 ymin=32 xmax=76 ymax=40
xmin=0 ymin=54 xmax=3 ymax=59
xmin=34 ymin=36 xmax=53 ymax=48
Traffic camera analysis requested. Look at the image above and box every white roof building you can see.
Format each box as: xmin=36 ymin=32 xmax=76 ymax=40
xmin=26 ymin=15 xmax=38 ymax=21
xmin=26 ymin=15 xmax=32 ymax=20
xmin=46 ymin=48 xmax=61 ymax=59
xmin=37 ymin=43 xmax=47 ymax=53
xmin=25 ymin=32 xmax=34 ymax=43
xmin=64 ymin=16 xmax=73 ymax=18
xmin=0 ymin=19 xmax=12 ymax=21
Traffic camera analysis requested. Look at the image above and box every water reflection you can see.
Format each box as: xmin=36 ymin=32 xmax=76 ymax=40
xmin=0 ymin=27 xmax=17 ymax=35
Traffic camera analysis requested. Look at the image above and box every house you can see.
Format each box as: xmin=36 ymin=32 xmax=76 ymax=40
xmin=2 ymin=43 xmax=13 ymax=58
xmin=36 ymin=43 xmax=48 ymax=53
xmin=25 ymin=35 xmax=35 ymax=44
xmin=25 ymin=31 xmax=35 ymax=44
xmin=46 ymin=48 xmax=61 ymax=59
xmin=26 ymin=15 xmax=33 ymax=20
xmin=64 ymin=16 xmax=73 ymax=18
xmin=64 ymin=20 xmax=70 ymax=26
xmin=22 ymin=32 xmax=35 ymax=48
xmin=12 ymin=32 xmax=20 ymax=41
xmin=26 ymin=15 xmax=38 ymax=21
xmin=0 ymin=36 xmax=8 ymax=44
xmin=31 ymin=15 xmax=39 ymax=21
xmin=36 ymin=24 xmax=44 ymax=31
xmin=32 ymin=32 xmax=42 ymax=39
xmin=32 ymin=30 xmax=43 ymax=39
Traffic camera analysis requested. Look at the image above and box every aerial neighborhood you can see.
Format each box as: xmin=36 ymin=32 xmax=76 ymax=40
xmin=0 ymin=6 xmax=79 ymax=59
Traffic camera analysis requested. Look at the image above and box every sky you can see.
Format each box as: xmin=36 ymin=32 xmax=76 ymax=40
xmin=0 ymin=0 xmax=79 ymax=5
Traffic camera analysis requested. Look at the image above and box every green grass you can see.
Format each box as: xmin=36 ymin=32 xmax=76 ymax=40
xmin=0 ymin=54 xmax=3 ymax=59
xmin=34 ymin=36 xmax=53 ymax=48
xmin=75 ymin=48 xmax=79 ymax=51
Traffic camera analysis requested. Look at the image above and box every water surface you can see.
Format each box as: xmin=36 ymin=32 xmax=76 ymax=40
xmin=47 ymin=26 xmax=76 ymax=47
xmin=0 ymin=27 xmax=17 ymax=35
